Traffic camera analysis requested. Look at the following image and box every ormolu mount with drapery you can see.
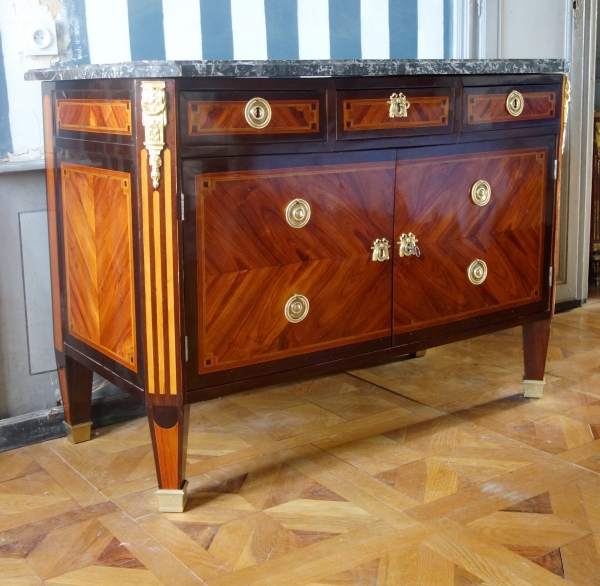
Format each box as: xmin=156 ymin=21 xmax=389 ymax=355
xmin=27 ymin=58 xmax=569 ymax=512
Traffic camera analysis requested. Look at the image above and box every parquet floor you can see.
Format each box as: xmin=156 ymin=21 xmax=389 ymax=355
xmin=3 ymin=296 xmax=600 ymax=585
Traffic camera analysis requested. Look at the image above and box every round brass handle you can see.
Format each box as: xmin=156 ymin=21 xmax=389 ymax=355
xmin=285 ymin=294 xmax=309 ymax=323
xmin=468 ymin=259 xmax=487 ymax=285
xmin=286 ymin=199 xmax=311 ymax=228
xmin=506 ymin=90 xmax=524 ymax=117
xmin=245 ymin=97 xmax=272 ymax=129
xmin=471 ymin=180 xmax=491 ymax=206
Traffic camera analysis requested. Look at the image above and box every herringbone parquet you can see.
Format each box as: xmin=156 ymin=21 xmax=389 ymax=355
xmin=2 ymin=294 xmax=600 ymax=585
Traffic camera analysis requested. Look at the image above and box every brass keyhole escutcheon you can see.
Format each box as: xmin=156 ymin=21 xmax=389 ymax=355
xmin=285 ymin=294 xmax=309 ymax=323
xmin=398 ymin=233 xmax=420 ymax=258
xmin=468 ymin=259 xmax=488 ymax=285
xmin=388 ymin=92 xmax=410 ymax=118
xmin=286 ymin=199 xmax=311 ymax=228
xmin=245 ymin=97 xmax=272 ymax=129
xmin=371 ymin=238 xmax=391 ymax=262
xmin=506 ymin=90 xmax=524 ymax=117
xmin=471 ymin=180 xmax=491 ymax=206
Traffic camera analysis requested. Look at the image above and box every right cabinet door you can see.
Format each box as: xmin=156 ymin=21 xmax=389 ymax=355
xmin=393 ymin=138 xmax=554 ymax=342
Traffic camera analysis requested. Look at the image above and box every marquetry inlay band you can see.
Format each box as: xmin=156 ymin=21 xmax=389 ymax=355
xmin=141 ymin=148 xmax=179 ymax=395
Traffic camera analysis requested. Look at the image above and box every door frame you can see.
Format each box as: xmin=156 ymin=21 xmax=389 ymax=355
xmin=460 ymin=0 xmax=598 ymax=304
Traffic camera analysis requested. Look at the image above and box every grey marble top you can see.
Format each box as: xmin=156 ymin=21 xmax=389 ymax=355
xmin=25 ymin=59 xmax=568 ymax=81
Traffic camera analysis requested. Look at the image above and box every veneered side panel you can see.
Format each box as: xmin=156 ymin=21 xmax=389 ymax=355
xmin=61 ymin=163 xmax=137 ymax=370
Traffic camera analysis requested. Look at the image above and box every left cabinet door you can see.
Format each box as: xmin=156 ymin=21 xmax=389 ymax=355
xmin=193 ymin=153 xmax=395 ymax=373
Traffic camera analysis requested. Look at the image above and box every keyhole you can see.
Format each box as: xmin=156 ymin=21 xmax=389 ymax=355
xmin=254 ymin=106 xmax=263 ymax=119
xmin=512 ymin=98 xmax=519 ymax=109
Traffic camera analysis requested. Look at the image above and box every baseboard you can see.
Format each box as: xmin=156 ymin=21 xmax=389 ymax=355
xmin=0 ymin=387 xmax=146 ymax=453
xmin=554 ymin=298 xmax=584 ymax=313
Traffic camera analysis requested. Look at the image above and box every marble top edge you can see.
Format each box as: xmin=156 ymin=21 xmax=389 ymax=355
xmin=24 ymin=59 xmax=569 ymax=81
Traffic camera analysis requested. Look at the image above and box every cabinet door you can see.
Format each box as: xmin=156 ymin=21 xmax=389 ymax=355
xmin=393 ymin=139 xmax=554 ymax=342
xmin=196 ymin=153 xmax=394 ymax=373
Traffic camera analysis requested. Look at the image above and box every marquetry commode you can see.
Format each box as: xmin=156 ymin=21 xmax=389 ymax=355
xmin=27 ymin=59 xmax=569 ymax=512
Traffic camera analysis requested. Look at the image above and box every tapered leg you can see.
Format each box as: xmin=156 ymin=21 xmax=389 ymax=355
xmin=522 ymin=318 xmax=551 ymax=398
xmin=58 ymin=354 xmax=94 ymax=443
xmin=139 ymin=79 xmax=188 ymax=511
xmin=148 ymin=404 xmax=190 ymax=512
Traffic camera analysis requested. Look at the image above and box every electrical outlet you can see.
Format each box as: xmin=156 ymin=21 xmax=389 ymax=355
xmin=23 ymin=20 xmax=58 ymax=56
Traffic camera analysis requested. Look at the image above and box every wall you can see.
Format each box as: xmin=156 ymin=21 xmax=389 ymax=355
xmin=0 ymin=0 xmax=454 ymax=162
xmin=0 ymin=0 xmax=453 ymax=419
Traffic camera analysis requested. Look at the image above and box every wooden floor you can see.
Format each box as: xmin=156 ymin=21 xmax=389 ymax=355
xmin=3 ymin=296 xmax=600 ymax=585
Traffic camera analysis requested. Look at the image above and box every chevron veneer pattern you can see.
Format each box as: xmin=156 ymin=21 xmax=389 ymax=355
xmin=57 ymin=99 xmax=133 ymax=135
xmin=61 ymin=163 xmax=137 ymax=370
xmin=2 ymin=293 xmax=600 ymax=584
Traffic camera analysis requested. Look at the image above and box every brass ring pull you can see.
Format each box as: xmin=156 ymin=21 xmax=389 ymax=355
xmin=284 ymin=294 xmax=309 ymax=323
xmin=371 ymin=238 xmax=391 ymax=261
xmin=245 ymin=97 xmax=272 ymax=129
xmin=468 ymin=259 xmax=487 ymax=285
xmin=398 ymin=233 xmax=420 ymax=258
xmin=286 ymin=199 xmax=311 ymax=228
xmin=506 ymin=90 xmax=524 ymax=117
xmin=388 ymin=92 xmax=410 ymax=118
xmin=471 ymin=180 xmax=491 ymax=206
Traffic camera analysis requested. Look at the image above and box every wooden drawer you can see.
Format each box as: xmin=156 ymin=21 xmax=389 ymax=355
xmin=464 ymin=85 xmax=560 ymax=130
xmin=52 ymin=88 xmax=135 ymax=145
xmin=337 ymin=87 xmax=454 ymax=140
xmin=393 ymin=141 xmax=552 ymax=338
xmin=180 ymin=90 xmax=326 ymax=144
xmin=195 ymin=154 xmax=395 ymax=371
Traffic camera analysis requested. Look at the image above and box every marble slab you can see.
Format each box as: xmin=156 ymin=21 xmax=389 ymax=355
xmin=24 ymin=59 xmax=568 ymax=81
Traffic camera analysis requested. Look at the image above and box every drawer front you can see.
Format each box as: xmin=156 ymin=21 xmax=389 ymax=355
xmin=197 ymin=156 xmax=394 ymax=372
xmin=464 ymin=85 xmax=559 ymax=130
xmin=181 ymin=91 xmax=325 ymax=143
xmin=337 ymin=88 xmax=454 ymax=140
xmin=393 ymin=144 xmax=550 ymax=337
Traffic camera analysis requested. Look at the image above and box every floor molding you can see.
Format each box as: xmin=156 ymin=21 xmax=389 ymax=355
xmin=0 ymin=388 xmax=145 ymax=452
xmin=555 ymin=298 xmax=584 ymax=313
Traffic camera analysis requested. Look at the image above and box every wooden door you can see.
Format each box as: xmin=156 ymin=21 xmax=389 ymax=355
xmin=393 ymin=139 xmax=554 ymax=342
xmin=196 ymin=153 xmax=395 ymax=372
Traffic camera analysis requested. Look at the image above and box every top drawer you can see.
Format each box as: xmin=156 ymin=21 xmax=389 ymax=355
xmin=337 ymin=87 xmax=454 ymax=140
xmin=180 ymin=90 xmax=326 ymax=144
xmin=464 ymin=85 xmax=560 ymax=131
